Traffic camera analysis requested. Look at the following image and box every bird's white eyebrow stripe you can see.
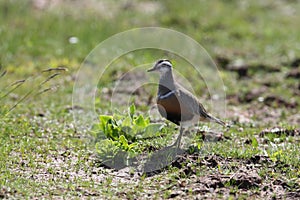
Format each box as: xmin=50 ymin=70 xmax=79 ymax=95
xmin=158 ymin=90 xmax=176 ymax=99
xmin=160 ymin=61 xmax=171 ymax=66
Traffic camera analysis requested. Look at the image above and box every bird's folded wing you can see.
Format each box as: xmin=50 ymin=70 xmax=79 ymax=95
xmin=176 ymin=87 xmax=209 ymax=118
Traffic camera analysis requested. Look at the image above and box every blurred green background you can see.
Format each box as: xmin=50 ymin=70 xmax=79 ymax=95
xmin=1 ymin=0 xmax=299 ymax=67
xmin=0 ymin=0 xmax=299 ymax=198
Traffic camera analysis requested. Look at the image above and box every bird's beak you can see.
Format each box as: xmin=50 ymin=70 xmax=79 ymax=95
xmin=147 ymin=67 xmax=156 ymax=72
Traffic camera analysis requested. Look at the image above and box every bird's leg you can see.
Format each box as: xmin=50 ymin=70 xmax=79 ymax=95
xmin=174 ymin=125 xmax=184 ymax=149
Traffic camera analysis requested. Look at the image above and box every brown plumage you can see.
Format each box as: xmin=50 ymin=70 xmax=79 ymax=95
xmin=147 ymin=59 xmax=226 ymax=147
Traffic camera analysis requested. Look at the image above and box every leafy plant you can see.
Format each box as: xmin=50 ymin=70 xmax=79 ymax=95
xmin=94 ymin=104 xmax=165 ymax=166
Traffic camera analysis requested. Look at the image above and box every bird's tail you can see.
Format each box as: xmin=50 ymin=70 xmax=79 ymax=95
xmin=207 ymin=114 xmax=227 ymax=127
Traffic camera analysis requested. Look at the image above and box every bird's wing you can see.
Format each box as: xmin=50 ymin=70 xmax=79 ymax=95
xmin=176 ymin=84 xmax=226 ymax=126
xmin=175 ymin=84 xmax=209 ymax=118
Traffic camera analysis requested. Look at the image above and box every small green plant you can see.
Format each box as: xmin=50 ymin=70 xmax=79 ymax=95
xmin=94 ymin=104 xmax=165 ymax=167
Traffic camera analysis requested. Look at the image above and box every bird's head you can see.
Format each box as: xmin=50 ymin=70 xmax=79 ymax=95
xmin=147 ymin=59 xmax=172 ymax=74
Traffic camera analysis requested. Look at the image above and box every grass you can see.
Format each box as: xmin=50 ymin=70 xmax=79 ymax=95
xmin=1 ymin=0 xmax=300 ymax=199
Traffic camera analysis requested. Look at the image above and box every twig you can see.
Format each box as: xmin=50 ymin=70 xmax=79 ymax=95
xmin=5 ymin=73 xmax=61 ymax=115
xmin=34 ymin=85 xmax=59 ymax=96
xmin=0 ymin=70 xmax=7 ymax=78
xmin=11 ymin=79 xmax=26 ymax=86
xmin=0 ymin=80 xmax=26 ymax=100
xmin=40 ymin=73 xmax=60 ymax=85
xmin=42 ymin=67 xmax=68 ymax=73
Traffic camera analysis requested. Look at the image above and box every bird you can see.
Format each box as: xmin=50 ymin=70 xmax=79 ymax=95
xmin=147 ymin=59 xmax=226 ymax=148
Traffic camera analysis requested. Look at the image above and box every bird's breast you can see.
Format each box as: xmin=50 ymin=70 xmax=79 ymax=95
xmin=156 ymin=92 xmax=194 ymax=124
xmin=157 ymin=92 xmax=181 ymax=113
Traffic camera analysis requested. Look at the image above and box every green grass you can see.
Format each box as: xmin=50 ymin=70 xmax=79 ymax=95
xmin=1 ymin=0 xmax=300 ymax=198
